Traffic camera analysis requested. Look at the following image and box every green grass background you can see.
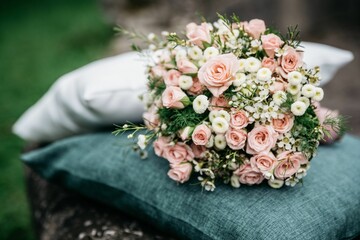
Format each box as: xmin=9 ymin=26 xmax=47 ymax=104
xmin=0 ymin=1 xmax=113 ymax=239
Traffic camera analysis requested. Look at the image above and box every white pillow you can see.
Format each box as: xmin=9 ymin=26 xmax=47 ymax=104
xmin=13 ymin=43 xmax=353 ymax=142
xmin=13 ymin=52 xmax=148 ymax=142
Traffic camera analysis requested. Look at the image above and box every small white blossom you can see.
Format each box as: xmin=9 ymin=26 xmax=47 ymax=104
xmin=233 ymin=72 xmax=246 ymax=87
xmin=188 ymin=46 xmax=203 ymax=60
xmin=137 ymin=134 xmax=147 ymax=150
xmin=175 ymin=49 xmax=187 ymax=61
xmin=209 ymin=110 xmax=219 ymax=122
xmin=217 ymin=110 xmax=231 ymax=122
xmin=212 ymin=117 xmax=229 ymax=134
xmin=285 ymin=177 xmax=299 ymax=187
xmin=205 ymin=135 xmax=214 ymax=148
xmin=291 ymin=101 xmax=307 ymax=116
xmin=288 ymin=71 xmax=303 ymax=85
xmin=204 ymin=181 xmax=216 ymax=191
xmin=230 ymin=175 xmax=240 ymax=188
xmin=193 ymin=95 xmax=209 ymax=114
xmin=268 ymin=179 xmax=284 ymax=189
xmin=179 ymin=75 xmax=193 ymax=90
xmin=256 ymin=67 xmax=272 ymax=82
xmin=238 ymin=59 xmax=246 ymax=72
xmin=204 ymin=47 xmax=219 ymax=60
xmin=273 ymin=91 xmax=287 ymax=105
xmin=287 ymin=84 xmax=301 ymax=95
xmin=245 ymin=57 xmax=261 ymax=73
xmin=298 ymin=96 xmax=310 ymax=108
xmin=147 ymin=33 xmax=156 ymax=41
xmin=198 ymin=58 xmax=207 ymax=67
xmin=161 ymin=31 xmax=169 ymax=36
xmin=301 ymin=84 xmax=316 ymax=98
xmin=214 ymin=134 xmax=227 ymax=149
xmin=312 ymin=87 xmax=324 ymax=101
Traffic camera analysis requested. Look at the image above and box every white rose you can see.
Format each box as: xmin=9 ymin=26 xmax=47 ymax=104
xmin=209 ymin=110 xmax=219 ymax=122
xmin=217 ymin=110 xmax=230 ymax=122
xmin=298 ymin=96 xmax=310 ymax=108
xmin=312 ymin=87 xmax=324 ymax=101
xmin=179 ymin=75 xmax=193 ymax=90
xmin=204 ymin=47 xmax=220 ymax=60
xmin=214 ymin=134 xmax=227 ymax=150
xmin=188 ymin=46 xmax=203 ymax=60
xmin=301 ymin=84 xmax=316 ymax=98
xmin=288 ymin=71 xmax=303 ymax=85
xmin=238 ymin=59 xmax=246 ymax=72
xmin=245 ymin=57 xmax=261 ymax=73
xmin=287 ymin=84 xmax=301 ymax=95
xmin=212 ymin=117 xmax=229 ymax=134
xmin=256 ymin=67 xmax=272 ymax=82
xmin=291 ymin=101 xmax=307 ymax=116
xmin=233 ymin=72 xmax=246 ymax=87
xmin=193 ymin=95 xmax=209 ymax=114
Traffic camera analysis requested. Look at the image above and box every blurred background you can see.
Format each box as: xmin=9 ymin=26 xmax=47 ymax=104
xmin=0 ymin=0 xmax=358 ymax=239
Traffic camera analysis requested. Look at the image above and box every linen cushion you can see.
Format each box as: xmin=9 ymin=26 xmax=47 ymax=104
xmin=22 ymin=132 xmax=360 ymax=240
xmin=13 ymin=43 xmax=353 ymax=143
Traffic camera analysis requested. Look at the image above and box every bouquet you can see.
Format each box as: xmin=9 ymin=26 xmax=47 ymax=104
xmin=115 ymin=14 xmax=345 ymax=191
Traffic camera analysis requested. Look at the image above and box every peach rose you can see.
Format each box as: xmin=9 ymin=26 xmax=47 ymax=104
xmin=178 ymin=126 xmax=194 ymax=141
xmin=143 ymin=106 xmax=160 ymax=130
xmin=315 ymin=105 xmax=341 ymax=144
xmin=164 ymin=69 xmax=181 ymax=86
xmin=277 ymin=46 xmax=303 ymax=78
xmin=168 ymin=163 xmax=192 ymax=183
xmin=230 ymin=110 xmax=248 ymax=129
xmin=198 ymin=53 xmax=240 ymax=97
xmin=246 ymin=125 xmax=278 ymax=154
xmin=225 ymin=128 xmax=247 ymax=150
xmin=162 ymin=86 xmax=189 ymax=109
xmin=274 ymin=151 xmax=301 ymax=179
xmin=272 ymin=114 xmax=294 ymax=133
xmin=150 ymin=65 xmax=167 ymax=78
xmin=164 ymin=142 xmax=194 ymax=164
xmin=153 ymin=136 xmax=171 ymax=157
xmin=187 ymin=77 xmax=205 ymax=96
xmin=208 ymin=96 xmax=229 ymax=111
xmin=262 ymin=57 xmax=277 ymax=72
xmin=234 ymin=162 xmax=264 ymax=185
xmin=243 ymin=19 xmax=266 ymax=39
xmin=192 ymin=124 xmax=212 ymax=146
xmin=186 ymin=22 xmax=211 ymax=48
xmin=269 ymin=79 xmax=287 ymax=94
xmin=191 ymin=143 xmax=206 ymax=159
xmin=291 ymin=152 xmax=308 ymax=165
xmin=177 ymin=58 xmax=198 ymax=74
xmin=261 ymin=34 xmax=284 ymax=58
xmin=250 ymin=152 xmax=277 ymax=173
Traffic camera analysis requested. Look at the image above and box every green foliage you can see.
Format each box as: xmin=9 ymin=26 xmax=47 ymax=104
xmin=0 ymin=1 xmax=111 ymax=239
xmin=158 ymin=106 xmax=207 ymax=135
xmin=280 ymin=25 xmax=302 ymax=48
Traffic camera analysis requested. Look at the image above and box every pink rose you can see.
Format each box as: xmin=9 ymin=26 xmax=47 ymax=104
xmin=269 ymin=79 xmax=287 ymax=93
xmin=163 ymin=142 xmax=194 ymax=164
xmin=168 ymin=163 xmax=192 ymax=183
xmin=162 ymin=86 xmax=188 ymax=109
xmin=234 ymin=162 xmax=264 ymax=185
xmin=243 ymin=19 xmax=266 ymax=39
xmin=230 ymin=110 xmax=248 ymax=129
xmin=164 ymin=69 xmax=181 ymax=86
xmin=261 ymin=34 xmax=284 ymax=58
xmin=186 ymin=22 xmax=211 ymax=48
xmin=315 ymin=105 xmax=341 ymax=144
xmin=225 ymin=128 xmax=247 ymax=150
xmin=272 ymin=114 xmax=294 ymax=133
xmin=150 ymin=65 xmax=166 ymax=78
xmin=261 ymin=57 xmax=277 ymax=72
xmin=277 ymin=46 xmax=303 ymax=78
xmin=192 ymin=124 xmax=212 ymax=146
xmin=178 ymin=126 xmax=194 ymax=141
xmin=198 ymin=53 xmax=240 ymax=97
xmin=153 ymin=136 xmax=171 ymax=157
xmin=274 ymin=151 xmax=301 ymax=179
xmin=209 ymin=96 xmax=229 ymax=111
xmin=143 ymin=106 xmax=160 ymax=130
xmin=177 ymin=58 xmax=198 ymax=74
xmin=191 ymin=143 xmax=206 ymax=159
xmin=246 ymin=125 xmax=278 ymax=154
xmin=187 ymin=77 xmax=205 ymax=96
xmin=291 ymin=152 xmax=308 ymax=165
xmin=250 ymin=152 xmax=277 ymax=173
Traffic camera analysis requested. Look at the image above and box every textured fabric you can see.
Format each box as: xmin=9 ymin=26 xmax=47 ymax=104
xmin=22 ymin=133 xmax=360 ymax=240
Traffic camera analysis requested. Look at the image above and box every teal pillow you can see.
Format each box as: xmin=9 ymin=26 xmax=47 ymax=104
xmin=22 ymin=132 xmax=360 ymax=240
